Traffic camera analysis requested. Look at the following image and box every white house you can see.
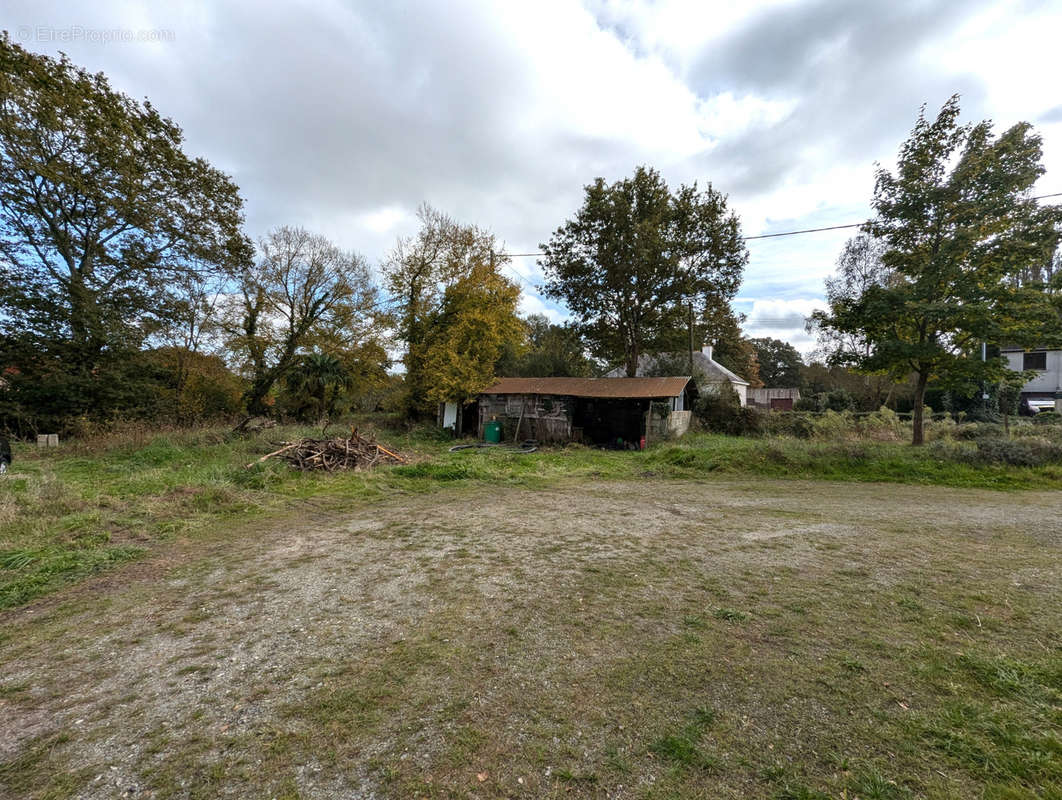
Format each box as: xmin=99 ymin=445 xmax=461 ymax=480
xmin=1001 ymin=347 xmax=1062 ymax=412
xmin=604 ymin=345 xmax=751 ymax=406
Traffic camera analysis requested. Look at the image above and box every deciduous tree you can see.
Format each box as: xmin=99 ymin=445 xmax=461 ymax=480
xmin=810 ymin=97 xmax=1062 ymax=444
xmin=0 ymin=34 xmax=251 ymax=367
xmin=540 ymin=166 xmax=747 ymax=376
xmin=495 ymin=315 xmax=593 ymax=377
xmin=226 ymin=227 xmax=378 ymax=416
xmin=750 ymin=337 xmax=803 ymax=388
xmin=384 ymin=206 xmax=523 ymax=417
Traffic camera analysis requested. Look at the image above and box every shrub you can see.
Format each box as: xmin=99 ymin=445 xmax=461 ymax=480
xmin=969 ymin=437 xmax=1062 ymax=467
xmin=860 ymin=406 xmax=905 ymax=441
xmin=764 ymin=412 xmax=815 ymax=439
xmin=809 ymin=410 xmax=853 ymax=440
xmin=924 ymin=414 xmax=957 ymax=442
xmin=926 ymin=440 xmax=965 ymax=461
xmin=795 ymin=390 xmax=855 ymax=413
xmin=730 ymin=406 xmax=766 ymax=436
xmin=693 ymin=389 xmax=766 ymax=437
xmin=693 ymin=382 xmax=740 ymax=432
xmin=952 ymin=422 xmax=1005 ymax=441
xmin=1033 ymin=410 xmax=1061 ymax=425
xmin=963 ymin=407 xmax=1003 ymax=424
xmin=826 ymin=389 xmax=855 ymax=412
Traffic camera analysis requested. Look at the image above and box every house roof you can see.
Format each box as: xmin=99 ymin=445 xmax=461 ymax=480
xmin=481 ymin=376 xmax=693 ymax=399
xmin=604 ymin=351 xmax=750 ymax=385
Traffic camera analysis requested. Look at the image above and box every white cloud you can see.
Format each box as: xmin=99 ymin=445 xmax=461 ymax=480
xmin=517 ymin=292 xmax=569 ymax=325
xmin=742 ymin=297 xmax=825 ymax=356
xmin=3 ymin=0 xmax=1058 ymax=366
xmin=357 ymin=205 xmax=410 ymax=235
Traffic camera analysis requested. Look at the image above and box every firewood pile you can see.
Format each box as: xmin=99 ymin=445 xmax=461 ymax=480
xmin=246 ymin=428 xmax=406 ymax=471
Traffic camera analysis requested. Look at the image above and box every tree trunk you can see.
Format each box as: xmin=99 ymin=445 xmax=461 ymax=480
xmin=911 ymin=371 xmax=929 ymax=446
xmin=626 ymin=340 xmax=640 ymax=377
xmin=173 ymin=352 xmax=189 ymax=425
xmin=245 ymin=376 xmax=274 ymax=416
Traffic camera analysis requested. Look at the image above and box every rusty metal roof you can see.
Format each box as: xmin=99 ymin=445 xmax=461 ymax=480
xmin=480 ymin=376 xmax=692 ymax=399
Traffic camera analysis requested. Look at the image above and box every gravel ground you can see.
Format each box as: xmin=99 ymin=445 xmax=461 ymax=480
xmin=1 ymin=478 xmax=1059 ymax=799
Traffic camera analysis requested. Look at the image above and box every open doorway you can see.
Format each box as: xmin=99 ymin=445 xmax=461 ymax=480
xmin=572 ymin=398 xmax=646 ymax=447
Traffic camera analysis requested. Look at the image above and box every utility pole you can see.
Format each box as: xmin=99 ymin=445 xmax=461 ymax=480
xmin=688 ymin=301 xmax=695 ymax=377
xmin=981 ymin=341 xmax=989 ymax=408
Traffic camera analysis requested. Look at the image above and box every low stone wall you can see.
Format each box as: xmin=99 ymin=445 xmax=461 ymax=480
xmin=668 ymin=410 xmax=692 ymax=437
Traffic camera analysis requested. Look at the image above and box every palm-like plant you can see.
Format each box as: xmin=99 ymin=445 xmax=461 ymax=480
xmin=285 ymin=353 xmax=352 ymax=424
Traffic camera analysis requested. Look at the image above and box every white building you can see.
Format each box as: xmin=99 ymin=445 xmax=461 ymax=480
xmin=604 ymin=345 xmax=751 ymax=406
xmin=1001 ymin=347 xmax=1062 ymax=412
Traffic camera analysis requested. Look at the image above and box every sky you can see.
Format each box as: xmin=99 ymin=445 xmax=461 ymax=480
xmin=4 ymin=0 xmax=1062 ymax=354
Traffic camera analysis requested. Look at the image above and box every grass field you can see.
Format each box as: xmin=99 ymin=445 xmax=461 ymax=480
xmin=2 ymin=423 xmax=1060 ymax=610
xmin=1 ymin=426 xmax=1060 ymax=798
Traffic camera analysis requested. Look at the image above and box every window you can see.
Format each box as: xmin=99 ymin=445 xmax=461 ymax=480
xmin=1023 ymin=351 xmax=1047 ymax=371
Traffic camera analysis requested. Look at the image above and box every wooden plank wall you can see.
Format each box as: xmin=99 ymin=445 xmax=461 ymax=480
xmin=478 ymin=394 xmax=573 ymax=443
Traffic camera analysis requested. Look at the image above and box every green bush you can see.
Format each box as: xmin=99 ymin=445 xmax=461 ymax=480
xmin=968 ymin=437 xmax=1062 ymax=467
xmin=795 ymin=389 xmax=855 ymax=413
xmin=858 ymin=406 xmax=906 ymax=441
xmin=763 ymin=412 xmax=816 ymax=439
xmin=808 ymin=410 xmax=853 ymax=440
xmin=1032 ymin=410 xmax=1061 ymax=425
xmin=693 ymin=383 xmax=740 ymax=431
xmin=692 ymin=387 xmax=766 ymax=437
xmin=952 ymin=423 xmax=1007 ymax=441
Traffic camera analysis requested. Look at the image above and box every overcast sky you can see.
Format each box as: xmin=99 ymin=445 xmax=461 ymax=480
xmin=5 ymin=0 xmax=1062 ymax=353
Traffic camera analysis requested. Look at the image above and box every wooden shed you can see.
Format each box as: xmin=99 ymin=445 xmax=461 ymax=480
xmin=476 ymin=377 xmax=696 ymax=446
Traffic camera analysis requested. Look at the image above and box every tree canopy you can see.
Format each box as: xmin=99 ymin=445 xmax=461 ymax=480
xmin=0 ymin=33 xmax=251 ymax=432
xmin=384 ymin=206 xmax=523 ymax=415
xmin=495 ymin=315 xmax=593 ymax=378
xmin=540 ymin=166 xmax=747 ymax=376
xmin=224 ymin=226 xmax=380 ymax=416
xmin=809 ymin=96 xmax=1062 ymax=444
xmin=0 ymin=34 xmax=251 ymax=364
xmin=749 ymin=337 xmax=803 ymax=388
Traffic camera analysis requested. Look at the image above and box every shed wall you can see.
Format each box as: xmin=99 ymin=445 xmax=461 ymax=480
xmin=478 ymin=393 xmax=574 ymax=443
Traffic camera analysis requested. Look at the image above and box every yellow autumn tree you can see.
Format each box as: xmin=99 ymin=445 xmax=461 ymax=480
xmin=423 ymin=260 xmax=524 ymax=407
xmin=384 ymin=205 xmax=525 ymax=416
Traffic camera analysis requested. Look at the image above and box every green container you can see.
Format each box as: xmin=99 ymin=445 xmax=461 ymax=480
xmin=484 ymin=419 xmax=502 ymax=443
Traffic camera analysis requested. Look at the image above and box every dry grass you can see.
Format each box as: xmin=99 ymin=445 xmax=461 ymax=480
xmin=1 ymin=478 xmax=1059 ymax=799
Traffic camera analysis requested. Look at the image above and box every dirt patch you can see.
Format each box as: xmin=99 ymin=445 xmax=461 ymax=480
xmin=1 ymin=478 xmax=1059 ymax=799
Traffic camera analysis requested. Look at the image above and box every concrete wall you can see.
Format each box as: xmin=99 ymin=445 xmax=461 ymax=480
xmin=1003 ymin=349 xmax=1062 ymax=395
xmin=668 ymin=410 xmax=692 ymax=437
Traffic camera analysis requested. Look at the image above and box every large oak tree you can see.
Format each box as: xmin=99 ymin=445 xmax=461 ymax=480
xmin=540 ymin=166 xmax=747 ymax=376
xmin=0 ymin=34 xmax=251 ymax=365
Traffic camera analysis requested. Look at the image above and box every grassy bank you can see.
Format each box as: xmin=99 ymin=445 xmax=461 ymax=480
xmin=1 ymin=423 xmax=1060 ymax=609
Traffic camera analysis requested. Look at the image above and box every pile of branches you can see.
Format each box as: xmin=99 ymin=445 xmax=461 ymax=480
xmin=246 ymin=428 xmax=406 ymax=472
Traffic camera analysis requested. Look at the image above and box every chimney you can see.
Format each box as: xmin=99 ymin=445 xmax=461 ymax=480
xmin=702 ymin=344 xmax=713 ymax=362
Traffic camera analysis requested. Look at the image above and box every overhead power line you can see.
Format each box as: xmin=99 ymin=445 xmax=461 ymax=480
xmin=380 ymin=191 xmax=1062 ymax=304
xmin=743 ymin=222 xmax=862 ymax=241
xmin=502 ymin=191 xmax=1062 ymax=257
